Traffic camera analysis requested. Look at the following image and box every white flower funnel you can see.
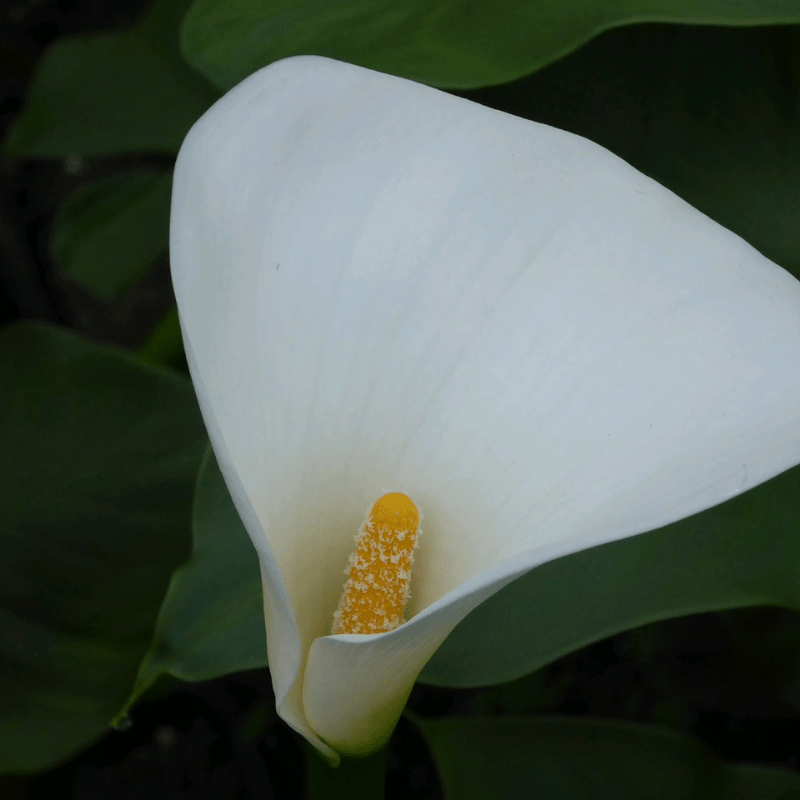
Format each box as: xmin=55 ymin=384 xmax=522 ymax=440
xmin=170 ymin=56 xmax=800 ymax=763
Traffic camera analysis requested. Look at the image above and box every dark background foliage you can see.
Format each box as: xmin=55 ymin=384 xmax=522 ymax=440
xmin=0 ymin=0 xmax=173 ymax=346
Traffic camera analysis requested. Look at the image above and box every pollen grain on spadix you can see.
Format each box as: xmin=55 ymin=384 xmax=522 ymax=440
xmin=331 ymin=492 xmax=420 ymax=635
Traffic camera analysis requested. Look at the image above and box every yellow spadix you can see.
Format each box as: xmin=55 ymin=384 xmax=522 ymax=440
xmin=332 ymin=493 xmax=420 ymax=635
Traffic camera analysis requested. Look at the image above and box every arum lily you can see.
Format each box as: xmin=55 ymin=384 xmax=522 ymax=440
xmin=170 ymin=56 xmax=800 ymax=764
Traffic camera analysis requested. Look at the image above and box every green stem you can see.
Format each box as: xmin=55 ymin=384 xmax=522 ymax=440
xmin=306 ymin=744 xmax=387 ymax=800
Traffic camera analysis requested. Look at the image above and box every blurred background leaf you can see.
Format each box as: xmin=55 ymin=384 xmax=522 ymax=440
xmin=0 ymin=323 xmax=206 ymax=773
xmin=418 ymin=716 xmax=800 ymax=800
xmin=137 ymin=306 xmax=186 ymax=370
xmin=50 ymin=170 xmax=171 ymax=300
xmin=419 ymin=605 xmax=800 ymax=771
xmin=118 ymin=447 xmax=267 ymax=719
xmin=180 ymin=0 xmax=800 ymax=90
xmin=3 ymin=0 xmax=219 ymax=157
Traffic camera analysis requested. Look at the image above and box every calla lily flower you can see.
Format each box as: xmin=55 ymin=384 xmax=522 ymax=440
xmin=170 ymin=56 xmax=800 ymax=764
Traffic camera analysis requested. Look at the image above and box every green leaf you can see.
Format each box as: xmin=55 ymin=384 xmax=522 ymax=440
xmin=464 ymin=24 xmax=800 ymax=279
xmin=118 ymin=447 xmax=267 ymax=717
xmin=0 ymin=323 xmax=207 ymax=774
xmin=4 ymin=0 xmax=219 ymax=157
xmin=421 ymin=463 xmax=800 ymax=687
xmin=180 ymin=0 xmax=800 ymax=91
xmin=51 ymin=171 xmax=172 ymax=299
xmin=137 ymin=306 xmax=186 ymax=369
xmin=417 ymin=716 xmax=800 ymax=800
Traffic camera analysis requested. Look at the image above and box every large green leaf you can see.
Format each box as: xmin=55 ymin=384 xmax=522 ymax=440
xmin=51 ymin=171 xmax=172 ymax=299
xmin=418 ymin=716 xmax=800 ymax=800
xmin=465 ymin=24 xmax=800 ymax=279
xmin=4 ymin=0 xmax=219 ymax=157
xmin=117 ymin=447 xmax=267 ymax=718
xmin=0 ymin=323 xmax=207 ymax=773
xmin=421 ymin=462 xmax=800 ymax=687
xmin=180 ymin=0 xmax=800 ymax=90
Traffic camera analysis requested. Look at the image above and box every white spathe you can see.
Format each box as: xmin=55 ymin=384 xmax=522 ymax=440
xmin=170 ymin=55 xmax=800 ymax=764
